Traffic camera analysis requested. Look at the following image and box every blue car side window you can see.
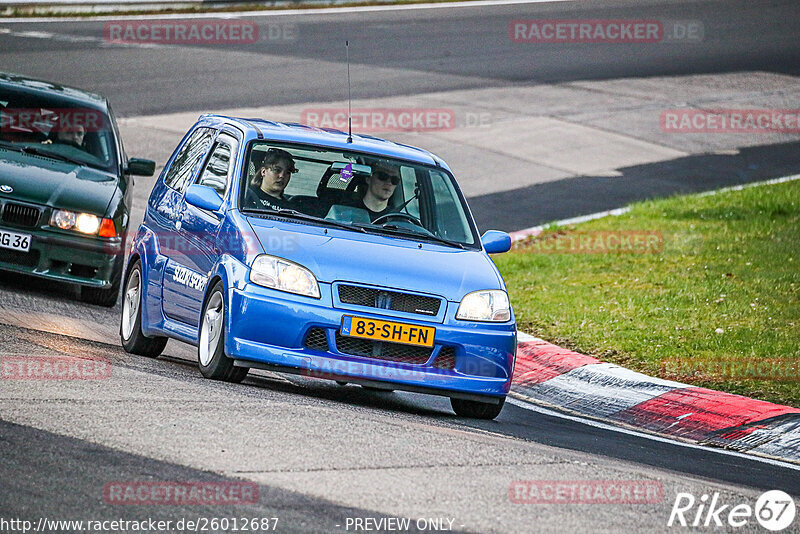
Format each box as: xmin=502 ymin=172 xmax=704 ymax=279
xmin=195 ymin=133 xmax=237 ymax=197
xmin=163 ymin=127 xmax=215 ymax=192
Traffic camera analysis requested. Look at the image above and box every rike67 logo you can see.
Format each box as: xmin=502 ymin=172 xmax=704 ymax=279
xmin=668 ymin=490 xmax=796 ymax=531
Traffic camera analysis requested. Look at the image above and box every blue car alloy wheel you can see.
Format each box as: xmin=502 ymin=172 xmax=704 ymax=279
xmin=121 ymin=115 xmax=517 ymax=419
xmin=199 ymin=281 xmax=248 ymax=383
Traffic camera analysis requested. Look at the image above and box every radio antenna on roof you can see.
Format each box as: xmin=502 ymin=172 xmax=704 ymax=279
xmin=346 ymin=40 xmax=353 ymax=143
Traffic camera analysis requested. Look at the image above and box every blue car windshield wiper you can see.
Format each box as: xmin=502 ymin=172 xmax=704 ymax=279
xmin=356 ymin=223 xmax=465 ymax=249
xmin=241 ymin=207 xmax=367 ymax=233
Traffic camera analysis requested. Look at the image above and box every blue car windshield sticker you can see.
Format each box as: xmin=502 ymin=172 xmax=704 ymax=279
xmin=340 ymin=163 xmax=353 ymax=183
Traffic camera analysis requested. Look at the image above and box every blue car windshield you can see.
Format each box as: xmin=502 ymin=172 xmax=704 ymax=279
xmin=0 ymin=89 xmax=118 ymax=172
xmin=240 ymin=142 xmax=479 ymax=247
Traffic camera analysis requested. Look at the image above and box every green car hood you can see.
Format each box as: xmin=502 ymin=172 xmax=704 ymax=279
xmin=0 ymin=150 xmax=119 ymax=217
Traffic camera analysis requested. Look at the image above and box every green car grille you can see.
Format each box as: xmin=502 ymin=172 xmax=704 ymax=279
xmin=1 ymin=202 xmax=41 ymax=229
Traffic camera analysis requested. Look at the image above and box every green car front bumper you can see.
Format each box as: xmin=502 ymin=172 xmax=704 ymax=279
xmin=0 ymin=226 xmax=123 ymax=288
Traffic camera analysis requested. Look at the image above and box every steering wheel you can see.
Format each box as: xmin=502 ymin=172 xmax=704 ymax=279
xmin=372 ymin=212 xmax=424 ymax=227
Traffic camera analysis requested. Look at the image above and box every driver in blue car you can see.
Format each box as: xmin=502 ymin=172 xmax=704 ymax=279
xmin=359 ymin=162 xmax=400 ymax=222
xmin=246 ymin=148 xmax=298 ymax=211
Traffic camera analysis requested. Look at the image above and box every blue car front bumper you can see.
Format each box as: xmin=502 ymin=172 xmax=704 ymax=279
xmin=226 ymin=283 xmax=516 ymax=400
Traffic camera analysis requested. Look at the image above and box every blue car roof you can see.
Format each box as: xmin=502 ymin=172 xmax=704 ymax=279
xmin=199 ymin=114 xmax=450 ymax=170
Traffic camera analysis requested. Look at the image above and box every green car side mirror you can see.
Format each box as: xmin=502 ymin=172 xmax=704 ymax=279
xmin=128 ymin=158 xmax=156 ymax=176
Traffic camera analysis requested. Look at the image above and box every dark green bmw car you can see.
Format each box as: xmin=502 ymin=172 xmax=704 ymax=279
xmin=0 ymin=73 xmax=154 ymax=306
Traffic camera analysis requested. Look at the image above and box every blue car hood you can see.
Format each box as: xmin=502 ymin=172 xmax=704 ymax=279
xmin=246 ymin=217 xmax=503 ymax=302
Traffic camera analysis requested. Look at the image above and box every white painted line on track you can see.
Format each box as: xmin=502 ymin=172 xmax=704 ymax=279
xmin=0 ymin=0 xmax=573 ymax=23
xmin=0 ymin=25 xmax=191 ymax=46
xmin=507 ymin=396 xmax=800 ymax=471
xmin=510 ymin=172 xmax=800 ymax=242
xmin=510 ymin=207 xmax=630 ymax=242
xmin=695 ymin=173 xmax=800 ymax=197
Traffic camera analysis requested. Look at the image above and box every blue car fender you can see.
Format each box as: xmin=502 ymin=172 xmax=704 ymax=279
xmin=127 ymin=224 xmax=168 ymax=337
xmin=130 ymin=224 xmax=160 ymax=275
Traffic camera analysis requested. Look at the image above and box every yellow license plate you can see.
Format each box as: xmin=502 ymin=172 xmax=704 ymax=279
xmin=340 ymin=316 xmax=435 ymax=348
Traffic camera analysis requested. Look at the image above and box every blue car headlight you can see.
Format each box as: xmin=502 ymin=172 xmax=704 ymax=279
xmin=249 ymin=254 xmax=320 ymax=299
xmin=456 ymin=290 xmax=511 ymax=322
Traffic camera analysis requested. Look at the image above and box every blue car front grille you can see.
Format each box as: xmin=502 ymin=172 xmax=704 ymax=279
xmin=303 ymin=328 xmax=329 ymax=352
xmin=334 ymin=332 xmax=432 ymax=365
xmin=433 ymin=346 xmax=456 ymax=370
xmin=305 ymin=328 xmax=457 ymax=369
xmin=337 ymin=284 xmax=441 ymax=316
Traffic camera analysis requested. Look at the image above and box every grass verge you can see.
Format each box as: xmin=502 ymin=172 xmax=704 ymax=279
xmin=495 ymin=179 xmax=800 ymax=407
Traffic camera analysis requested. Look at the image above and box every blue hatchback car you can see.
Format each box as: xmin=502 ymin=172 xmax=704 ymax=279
xmin=120 ymin=115 xmax=516 ymax=419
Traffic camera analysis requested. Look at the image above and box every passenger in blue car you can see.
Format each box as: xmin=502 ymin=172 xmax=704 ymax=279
xmin=358 ymin=162 xmax=400 ymax=222
xmin=245 ymin=148 xmax=298 ymax=211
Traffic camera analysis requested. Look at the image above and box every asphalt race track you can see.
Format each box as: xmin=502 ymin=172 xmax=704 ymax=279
xmin=2 ymin=0 xmax=799 ymax=115
xmin=1 ymin=0 xmax=800 ymax=532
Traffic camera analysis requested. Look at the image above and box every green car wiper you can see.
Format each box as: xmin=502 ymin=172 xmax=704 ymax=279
xmin=20 ymin=146 xmax=87 ymax=167
xmin=241 ymin=207 xmax=367 ymax=233
xmin=0 ymin=140 xmax=24 ymax=152
xmin=361 ymin=223 xmax=465 ymax=249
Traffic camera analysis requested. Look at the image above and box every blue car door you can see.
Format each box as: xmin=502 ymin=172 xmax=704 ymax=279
xmin=174 ymin=132 xmax=239 ymax=327
xmin=158 ymin=126 xmax=216 ymax=325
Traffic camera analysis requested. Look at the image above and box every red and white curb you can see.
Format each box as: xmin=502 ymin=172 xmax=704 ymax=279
xmin=512 ymin=332 xmax=800 ymax=465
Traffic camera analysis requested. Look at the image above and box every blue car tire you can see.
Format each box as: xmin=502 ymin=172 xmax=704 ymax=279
xmin=450 ymin=397 xmax=505 ymax=420
xmin=120 ymin=259 xmax=167 ymax=357
xmin=198 ymin=282 xmax=248 ymax=383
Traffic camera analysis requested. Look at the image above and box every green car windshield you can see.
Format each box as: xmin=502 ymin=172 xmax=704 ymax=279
xmin=239 ymin=142 xmax=479 ymax=248
xmin=0 ymin=89 xmax=118 ymax=172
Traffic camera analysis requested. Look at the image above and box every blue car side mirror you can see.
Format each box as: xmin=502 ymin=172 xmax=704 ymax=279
xmin=185 ymin=184 xmax=224 ymax=213
xmin=481 ymin=230 xmax=511 ymax=254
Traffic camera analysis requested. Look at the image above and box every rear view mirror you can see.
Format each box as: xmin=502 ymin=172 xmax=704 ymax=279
xmin=128 ymin=158 xmax=155 ymax=176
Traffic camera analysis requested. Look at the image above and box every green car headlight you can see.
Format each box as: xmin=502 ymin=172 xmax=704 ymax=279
xmin=51 ymin=209 xmax=76 ymax=230
xmin=50 ymin=209 xmax=101 ymax=235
